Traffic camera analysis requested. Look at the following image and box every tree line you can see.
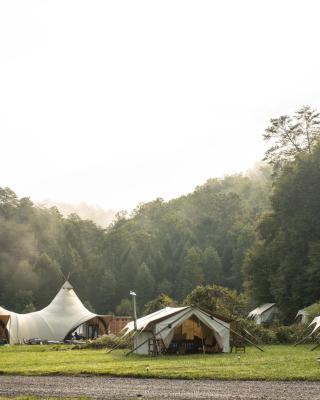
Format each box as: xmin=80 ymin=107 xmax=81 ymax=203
xmin=0 ymin=106 xmax=319 ymax=323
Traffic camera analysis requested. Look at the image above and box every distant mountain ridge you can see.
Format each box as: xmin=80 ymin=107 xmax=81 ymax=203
xmin=38 ymin=200 xmax=116 ymax=228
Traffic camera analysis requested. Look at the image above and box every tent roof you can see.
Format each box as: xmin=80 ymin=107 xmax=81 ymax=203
xmin=122 ymin=306 xmax=231 ymax=335
xmin=123 ymin=307 xmax=187 ymax=334
xmin=0 ymin=314 xmax=10 ymax=326
xmin=248 ymin=303 xmax=276 ymax=318
xmin=295 ymin=308 xmax=309 ymax=319
xmin=295 ymin=303 xmax=320 ymax=320
xmin=309 ymin=316 xmax=320 ymax=334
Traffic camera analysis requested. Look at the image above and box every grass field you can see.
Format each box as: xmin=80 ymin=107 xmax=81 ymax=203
xmin=0 ymin=344 xmax=319 ymax=380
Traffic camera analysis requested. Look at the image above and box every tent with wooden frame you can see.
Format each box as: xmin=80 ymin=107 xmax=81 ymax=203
xmin=122 ymin=306 xmax=232 ymax=355
xmin=0 ymin=281 xmax=110 ymax=344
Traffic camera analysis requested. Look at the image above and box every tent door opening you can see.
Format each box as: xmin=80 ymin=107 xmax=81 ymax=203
xmin=167 ymin=315 xmax=222 ymax=354
xmin=0 ymin=318 xmax=9 ymax=344
xmin=65 ymin=317 xmax=108 ymax=341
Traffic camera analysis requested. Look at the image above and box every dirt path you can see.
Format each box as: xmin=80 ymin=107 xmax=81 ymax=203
xmin=1 ymin=376 xmax=320 ymax=399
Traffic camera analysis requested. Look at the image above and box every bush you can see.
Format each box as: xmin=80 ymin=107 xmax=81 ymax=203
xmin=183 ymin=284 xmax=248 ymax=319
xmin=144 ymin=294 xmax=176 ymax=315
xmin=72 ymin=334 xmax=131 ymax=350
xmin=235 ymin=318 xmax=306 ymax=344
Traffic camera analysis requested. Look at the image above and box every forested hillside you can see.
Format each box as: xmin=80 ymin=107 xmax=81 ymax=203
xmin=244 ymin=106 xmax=320 ymax=322
xmin=0 ymin=168 xmax=270 ymax=315
xmin=1 ymin=106 xmax=319 ymax=322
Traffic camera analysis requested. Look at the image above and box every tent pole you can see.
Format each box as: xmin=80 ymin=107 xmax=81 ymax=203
xmin=294 ymin=333 xmax=312 ymax=346
xmin=125 ymin=308 xmax=192 ymax=356
xmin=200 ymin=322 xmax=205 ymax=355
xmin=229 ymin=327 xmax=264 ymax=352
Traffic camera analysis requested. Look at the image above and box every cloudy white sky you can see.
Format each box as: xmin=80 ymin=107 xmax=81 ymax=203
xmin=1 ymin=1 xmax=320 ymax=211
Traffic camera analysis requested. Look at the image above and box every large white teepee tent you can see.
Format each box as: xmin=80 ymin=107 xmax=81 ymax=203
xmin=0 ymin=281 xmax=109 ymax=344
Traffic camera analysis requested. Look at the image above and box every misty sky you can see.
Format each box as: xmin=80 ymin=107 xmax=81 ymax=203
xmin=1 ymin=1 xmax=320 ymax=211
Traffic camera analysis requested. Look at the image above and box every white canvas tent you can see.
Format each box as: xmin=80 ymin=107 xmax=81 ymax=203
xmin=0 ymin=281 xmax=110 ymax=344
xmin=308 ymin=316 xmax=320 ymax=335
xmin=295 ymin=308 xmax=309 ymax=324
xmin=248 ymin=303 xmax=277 ymax=325
xmin=122 ymin=306 xmax=231 ymax=355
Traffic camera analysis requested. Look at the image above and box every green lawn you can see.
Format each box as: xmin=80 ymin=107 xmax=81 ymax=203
xmin=0 ymin=345 xmax=319 ymax=380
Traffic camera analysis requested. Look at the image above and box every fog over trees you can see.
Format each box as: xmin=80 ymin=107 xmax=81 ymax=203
xmin=37 ymin=200 xmax=116 ymax=228
xmin=1 ymin=106 xmax=320 ymax=322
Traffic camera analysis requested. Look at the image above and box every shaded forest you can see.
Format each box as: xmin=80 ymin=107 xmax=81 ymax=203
xmin=1 ymin=106 xmax=320 ymax=322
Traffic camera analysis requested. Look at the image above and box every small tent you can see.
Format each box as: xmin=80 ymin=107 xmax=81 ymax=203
xmin=122 ymin=306 xmax=231 ymax=355
xmin=248 ymin=303 xmax=277 ymax=325
xmin=295 ymin=303 xmax=320 ymax=324
xmin=308 ymin=316 xmax=320 ymax=335
xmin=295 ymin=308 xmax=310 ymax=324
xmin=0 ymin=281 xmax=110 ymax=344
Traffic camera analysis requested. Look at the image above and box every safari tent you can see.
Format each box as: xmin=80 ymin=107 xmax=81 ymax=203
xmin=248 ymin=303 xmax=278 ymax=325
xmin=0 ymin=281 xmax=110 ymax=344
xmin=295 ymin=308 xmax=310 ymax=324
xmin=122 ymin=306 xmax=231 ymax=355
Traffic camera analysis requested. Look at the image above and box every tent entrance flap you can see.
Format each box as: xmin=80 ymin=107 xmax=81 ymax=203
xmin=0 ymin=315 xmax=10 ymax=343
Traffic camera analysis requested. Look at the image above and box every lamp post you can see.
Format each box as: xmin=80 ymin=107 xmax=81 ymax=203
xmin=130 ymin=291 xmax=137 ymax=331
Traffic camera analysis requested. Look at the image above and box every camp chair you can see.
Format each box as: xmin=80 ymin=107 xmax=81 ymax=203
xmin=231 ymin=338 xmax=246 ymax=353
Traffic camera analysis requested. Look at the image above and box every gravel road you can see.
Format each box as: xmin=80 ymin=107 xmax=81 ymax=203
xmin=0 ymin=376 xmax=320 ymax=399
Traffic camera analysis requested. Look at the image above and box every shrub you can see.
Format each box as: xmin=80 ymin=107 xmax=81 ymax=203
xmin=144 ymin=294 xmax=176 ymax=315
xmin=235 ymin=318 xmax=306 ymax=344
xmin=183 ymin=284 xmax=248 ymax=319
xmin=72 ymin=334 xmax=131 ymax=350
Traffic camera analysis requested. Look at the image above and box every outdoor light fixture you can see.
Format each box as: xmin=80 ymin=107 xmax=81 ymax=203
xmin=130 ymin=290 xmax=138 ymax=331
